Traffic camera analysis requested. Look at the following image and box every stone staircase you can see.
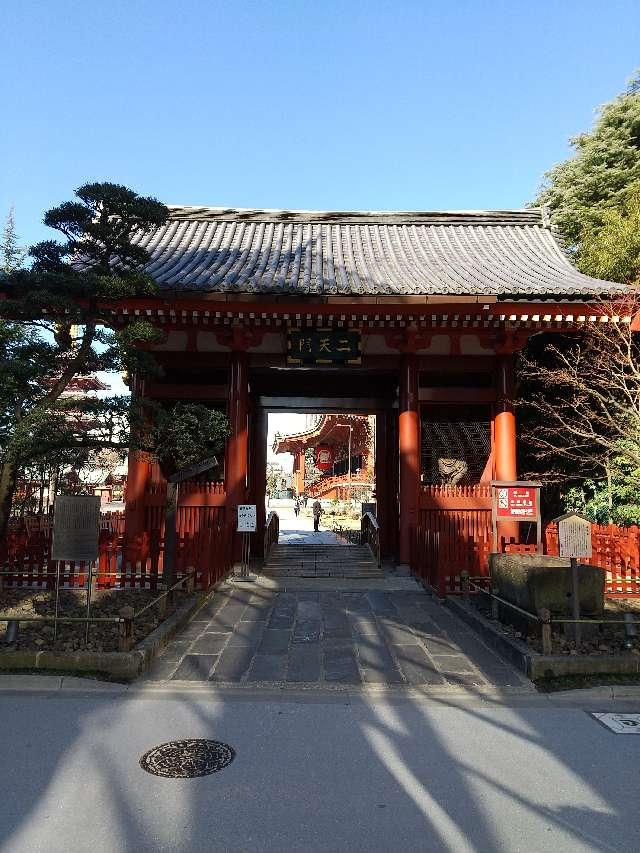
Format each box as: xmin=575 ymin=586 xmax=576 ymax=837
xmin=262 ymin=543 xmax=383 ymax=578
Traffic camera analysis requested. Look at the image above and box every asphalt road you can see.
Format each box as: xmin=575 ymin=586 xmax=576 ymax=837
xmin=1 ymin=685 xmax=640 ymax=852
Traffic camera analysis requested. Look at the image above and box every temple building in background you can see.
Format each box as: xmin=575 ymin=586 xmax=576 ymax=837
xmin=273 ymin=414 xmax=374 ymax=500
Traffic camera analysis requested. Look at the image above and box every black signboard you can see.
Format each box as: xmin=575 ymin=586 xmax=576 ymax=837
xmin=287 ymin=329 xmax=361 ymax=365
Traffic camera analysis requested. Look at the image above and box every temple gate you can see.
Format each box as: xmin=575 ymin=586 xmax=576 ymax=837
xmin=116 ymin=206 xmax=625 ymax=582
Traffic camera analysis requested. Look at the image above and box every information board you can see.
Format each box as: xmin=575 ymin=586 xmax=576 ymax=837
xmin=52 ymin=495 xmax=101 ymax=562
xmin=556 ymin=513 xmax=592 ymax=559
xmin=495 ymin=486 xmax=538 ymax=519
xmin=491 ymin=481 xmax=542 ymax=553
xmin=237 ymin=504 xmax=257 ymax=533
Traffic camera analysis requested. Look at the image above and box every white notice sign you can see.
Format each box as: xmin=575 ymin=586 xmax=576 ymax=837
xmin=557 ymin=512 xmax=592 ymax=559
xmin=237 ymin=504 xmax=257 ymax=533
xmin=52 ymin=495 xmax=101 ymax=562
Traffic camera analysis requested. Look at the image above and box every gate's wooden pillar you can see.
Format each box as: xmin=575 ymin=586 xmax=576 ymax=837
xmin=249 ymin=407 xmax=268 ymax=556
xmin=494 ymin=354 xmax=517 ymax=481
xmin=494 ymin=352 xmax=518 ymax=542
xmin=293 ymin=450 xmax=306 ymax=495
xmin=124 ymin=450 xmax=151 ymax=543
xmin=375 ymin=411 xmax=394 ymax=559
xmin=226 ymin=352 xmax=249 ymax=560
xmin=124 ymin=376 xmax=151 ymax=549
xmin=398 ymin=355 xmax=420 ymax=565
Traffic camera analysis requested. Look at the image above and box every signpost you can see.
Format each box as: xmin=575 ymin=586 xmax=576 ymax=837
xmin=52 ymin=495 xmax=101 ymax=642
xmin=491 ymin=481 xmax=542 ymax=552
xmin=555 ymin=512 xmax=593 ymax=645
xmin=236 ymin=505 xmax=257 ymax=582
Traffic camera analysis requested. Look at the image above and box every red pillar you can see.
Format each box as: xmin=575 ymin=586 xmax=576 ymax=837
xmin=226 ymin=352 xmax=249 ymax=560
xmin=124 ymin=450 xmax=151 ymax=546
xmin=249 ymin=407 xmax=268 ymax=555
xmin=296 ymin=450 xmax=306 ymax=495
xmin=375 ymin=411 xmax=393 ymax=559
xmin=494 ymin=354 xmax=517 ymax=481
xmin=398 ymin=355 xmax=420 ymax=565
xmin=494 ymin=353 xmax=518 ymax=542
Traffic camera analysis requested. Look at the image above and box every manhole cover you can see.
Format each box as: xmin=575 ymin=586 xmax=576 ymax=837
xmin=139 ymin=739 xmax=235 ymax=777
xmin=592 ymin=713 xmax=640 ymax=734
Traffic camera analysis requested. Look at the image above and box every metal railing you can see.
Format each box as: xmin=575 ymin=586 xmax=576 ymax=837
xmin=461 ymin=571 xmax=640 ymax=655
xmin=264 ymin=511 xmax=279 ymax=560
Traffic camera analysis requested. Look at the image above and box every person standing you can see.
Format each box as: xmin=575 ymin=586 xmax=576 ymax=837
xmin=312 ymin=499 xmax=322 ymax=531
xmin=293 ymin=498 xmax=300 ymax=518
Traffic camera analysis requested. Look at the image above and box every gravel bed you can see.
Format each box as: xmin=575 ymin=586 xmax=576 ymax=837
xmin=0 ymin=587 xmax=188 ymax=653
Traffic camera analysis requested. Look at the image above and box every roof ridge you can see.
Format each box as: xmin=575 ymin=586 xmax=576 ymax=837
xmin=164 ymin=205 xmax=544 ymax=226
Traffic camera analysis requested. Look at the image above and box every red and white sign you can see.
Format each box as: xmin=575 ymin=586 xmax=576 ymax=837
xmin=315 ymin=445 xmax=335 ymax=472
xmin=495 ymin=486 xmax=537 ymax=519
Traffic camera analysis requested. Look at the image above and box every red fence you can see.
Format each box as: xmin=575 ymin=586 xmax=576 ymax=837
xmin=412 ymin=486 xmax=640 ymax=597
xmin=1 ymin=509 xmax=233 ymax=592
xmin=144 ymin=482 xmax=226 ymax=535
xmin=545 ymin=522 xmax=640 ymax=597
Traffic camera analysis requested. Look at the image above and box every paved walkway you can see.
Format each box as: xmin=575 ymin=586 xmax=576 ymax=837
xmin=145 ymin=578 xmax=530 ymax=689
xmin=274 ymin=500 xmax=347 ymax=545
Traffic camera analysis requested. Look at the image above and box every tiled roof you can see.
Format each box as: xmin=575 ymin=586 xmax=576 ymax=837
xmin=134 ymin=206 xmax=622 ymax=298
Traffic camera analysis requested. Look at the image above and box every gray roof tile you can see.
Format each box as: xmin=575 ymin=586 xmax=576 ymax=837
xmin=135 ymin=207 xmax=623 ymax=297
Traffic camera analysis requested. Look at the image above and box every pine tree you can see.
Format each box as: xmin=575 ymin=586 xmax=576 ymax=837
xmin=1 ymin=207 xmax=26 ymax=274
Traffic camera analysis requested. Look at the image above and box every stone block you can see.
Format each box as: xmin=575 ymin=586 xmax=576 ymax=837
xmin=489 ymin=553 xmax=604 ymax=616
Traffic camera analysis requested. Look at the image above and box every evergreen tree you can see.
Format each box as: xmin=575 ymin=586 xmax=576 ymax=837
xmin=535 ymin=72 xmax=640 ymax=276
xmin=0 ymin=182 xmax=169 ymax=536
xmin=0 ymin=207 xmax=26 ymax=274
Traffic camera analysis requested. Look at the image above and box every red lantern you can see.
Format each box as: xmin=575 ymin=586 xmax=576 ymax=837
xmin=315 ymin=445 xmax=334 ymax=472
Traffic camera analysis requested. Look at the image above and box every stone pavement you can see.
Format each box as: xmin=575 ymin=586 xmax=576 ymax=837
xmin=145 ymin=579 xmax=530 ymax=689
xmin=275 ymin=499 xmax=348 ymax=545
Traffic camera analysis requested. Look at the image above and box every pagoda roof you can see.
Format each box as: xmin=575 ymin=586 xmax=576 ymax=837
xmin=132 ymin=206 xmax=624 ymax=299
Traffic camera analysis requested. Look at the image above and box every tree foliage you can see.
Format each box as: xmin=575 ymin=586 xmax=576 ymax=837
xmin=0 ymin=182 xmax=169 ymax=534
xmin=150 ymin=403 xmax=229 ymax=479
xmin=518 ymin=299 xmax=640 ymax=522
xmin=1 ymin=207 xmax=26 ymax=274
xmin=535 ymin=72 xmax=640 ymax=274
xmin=578 ymin=183 xmax=640 ymax=284
xmin=564 ymin=452 xmax=640 ymax=527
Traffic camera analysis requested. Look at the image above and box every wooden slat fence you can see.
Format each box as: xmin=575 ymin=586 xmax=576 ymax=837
xmin=412 ymin=487 xmax=640 ymax=597
xmin=545 ymin=522 xmax=640 ymax=596
xmin=1 ymin=509 xmax=233 ymax=592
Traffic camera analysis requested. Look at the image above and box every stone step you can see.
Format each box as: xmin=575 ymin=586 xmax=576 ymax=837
xmin=265 ymin=543 xmax=379 ymax=578
xmin=262 ymin=570 xmax=384 ymax=578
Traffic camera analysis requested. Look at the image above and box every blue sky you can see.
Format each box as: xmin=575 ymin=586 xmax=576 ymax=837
xmin=1 ymin=0 xmax=639 ymax=249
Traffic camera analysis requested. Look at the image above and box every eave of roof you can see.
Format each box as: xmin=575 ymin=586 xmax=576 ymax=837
xmin=133 ymin=206 xmax=625 ymax=300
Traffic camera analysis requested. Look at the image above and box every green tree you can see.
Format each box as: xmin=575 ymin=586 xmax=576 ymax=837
xmin=1 ymin=207 xmax=26 ymax=274
xmin=578 ymin=184 xmax=640 ymax=284
xmin=535 ymin=72 xmax=640 ymax=270
xmin=564 ymin=448 xmax=640 ymax=527
xmin=0 ymin=182 xmax=169 ymax=536
xmin=150 ymin=403 xmax=229 ymax=479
